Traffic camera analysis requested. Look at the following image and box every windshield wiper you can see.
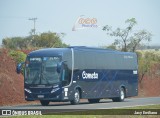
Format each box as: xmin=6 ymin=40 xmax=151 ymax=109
xmin=31 ymin=72 xmax=40 ymax=84
xmin=41 ymin=72 xmax=50 ymax=84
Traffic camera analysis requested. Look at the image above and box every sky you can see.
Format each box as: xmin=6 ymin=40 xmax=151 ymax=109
xmin=0 ymin=0 xmax=160 ymax=47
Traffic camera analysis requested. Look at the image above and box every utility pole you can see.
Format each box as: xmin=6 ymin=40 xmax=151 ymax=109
xmin=28 ymin=17 xmax=37 ymax=47
xmin=28 ymin=17 xmax=37 ymax=36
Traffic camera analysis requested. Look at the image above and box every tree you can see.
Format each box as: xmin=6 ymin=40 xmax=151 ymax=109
xmin=128 ymin=30 xmax=152 ymax=52
xmin=2 ymin=37 xmax=25 ymax=50
xmin=2 ymin=32 xmax=69 ymax=49
xmin=103 ymin=18 xmax=152 ymax=52
xmin=137 ymin=51 xmax=150 ymax=83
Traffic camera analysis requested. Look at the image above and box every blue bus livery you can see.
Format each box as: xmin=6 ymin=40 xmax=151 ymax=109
xmin=17 ymin=46 xmax=138 ymax=106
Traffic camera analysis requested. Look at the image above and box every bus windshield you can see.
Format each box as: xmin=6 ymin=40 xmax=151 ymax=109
xmin=25 ymin=57 xmax=61 ymax=85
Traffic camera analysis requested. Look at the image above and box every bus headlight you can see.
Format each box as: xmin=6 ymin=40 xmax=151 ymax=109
xmin=25 ymin=88 xmax=32 ymax=93
xmin=51 ymin=88 xmax=60 ymax=93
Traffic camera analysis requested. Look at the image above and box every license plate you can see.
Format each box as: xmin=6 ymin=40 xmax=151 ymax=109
xmin=37 ymin=95 xmax=44 ymax=98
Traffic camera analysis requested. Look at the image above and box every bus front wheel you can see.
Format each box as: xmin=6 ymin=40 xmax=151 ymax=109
xmin=40 ymin=100 xmax=50 ymax=106
xmin=70 ymin=89 xmax=80 ymax=105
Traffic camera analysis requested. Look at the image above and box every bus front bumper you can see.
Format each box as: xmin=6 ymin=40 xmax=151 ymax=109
xmin=25 ymin=90 xmax=69 ymax=102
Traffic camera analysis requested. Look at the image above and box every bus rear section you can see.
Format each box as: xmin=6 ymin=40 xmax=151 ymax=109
xmin=70 ymin=47 xmax=138 ymax=103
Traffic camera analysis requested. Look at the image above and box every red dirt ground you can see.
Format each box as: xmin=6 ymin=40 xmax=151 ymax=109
xmin=138 ymin=76 xmax=160 ymax=97
xmin=0 ymin=49 xmax=37 ymax=106
xmin=0 ymin=48 xmax=160 ymax=106
xmin=138 ymin=64 xmax=160 ymax=97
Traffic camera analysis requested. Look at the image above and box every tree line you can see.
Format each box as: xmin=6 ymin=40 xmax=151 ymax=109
xmin=2 ymin=32 xmax=69 ymax=50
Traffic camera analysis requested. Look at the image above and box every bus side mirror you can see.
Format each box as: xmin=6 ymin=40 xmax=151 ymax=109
xmin=16 ymin=62 xmax=24 ymax=74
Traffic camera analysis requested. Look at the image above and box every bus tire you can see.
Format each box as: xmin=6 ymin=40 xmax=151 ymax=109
xmin=70 ymin=89 xmax=80 ymax=105
xmin=40 ymin=100 xmax=50 ymax=106
xmin=88 ymin=99 xmax=100 ymax=103
xmin=112 ymin=87 xmax=125 ymax=102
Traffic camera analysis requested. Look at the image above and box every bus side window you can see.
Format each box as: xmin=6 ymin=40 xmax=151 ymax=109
xmin=62 ymin=64 xmax=71 ymax=86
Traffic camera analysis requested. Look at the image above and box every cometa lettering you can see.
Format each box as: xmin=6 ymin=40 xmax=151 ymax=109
xmin=82 ymin=71 xmax=98 ymax=79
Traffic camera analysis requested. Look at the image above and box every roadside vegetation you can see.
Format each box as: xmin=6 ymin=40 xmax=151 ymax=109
xmin=136 ymin=50 xmax=160 ymax=83
xmin=2 ymin=32 xmax=69 ymax=50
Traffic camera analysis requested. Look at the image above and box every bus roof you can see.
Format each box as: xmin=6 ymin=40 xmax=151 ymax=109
xmin=28 ymin=46 xmax=135 ymax=57
xmin=69 ymin=46 xmax=134 ymax=55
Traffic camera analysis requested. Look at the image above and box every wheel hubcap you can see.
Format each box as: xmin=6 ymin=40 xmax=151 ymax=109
xmin=120 ymin=90 xmax=124 ymax=100
xmin=75 ymin=92 xmax=79 ymax=102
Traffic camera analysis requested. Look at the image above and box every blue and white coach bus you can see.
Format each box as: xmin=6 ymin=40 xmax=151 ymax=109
xmin=17 ymin=46 xmax=138 ymax=106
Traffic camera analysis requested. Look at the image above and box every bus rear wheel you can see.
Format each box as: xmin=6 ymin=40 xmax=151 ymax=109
xmin=40 ymin=100 xmax=50 ymax=106
xmin=70 ymin=89 xmax=80 ymax=105
xmin=112 ymin=87 xmax=125 ymax=102
xmin=88 ymin=99 xmax=100 ymax=103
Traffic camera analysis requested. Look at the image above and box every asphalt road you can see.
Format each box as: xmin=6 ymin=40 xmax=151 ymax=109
xmin=1 ymin=97 xmax=160 ymax=110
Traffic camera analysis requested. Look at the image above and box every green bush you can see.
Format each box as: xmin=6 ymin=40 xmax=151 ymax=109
xmin=136 ymin=50 xmax=160 ymax=83
xmin=9 ymin=50 xmax=26 ymax=64
xmin=9 ymin=50 xmax=26 ymax=75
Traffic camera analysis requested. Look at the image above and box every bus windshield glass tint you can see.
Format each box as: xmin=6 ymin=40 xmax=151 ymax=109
xmin=25 ymin=57 xmax=61 ymax=84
